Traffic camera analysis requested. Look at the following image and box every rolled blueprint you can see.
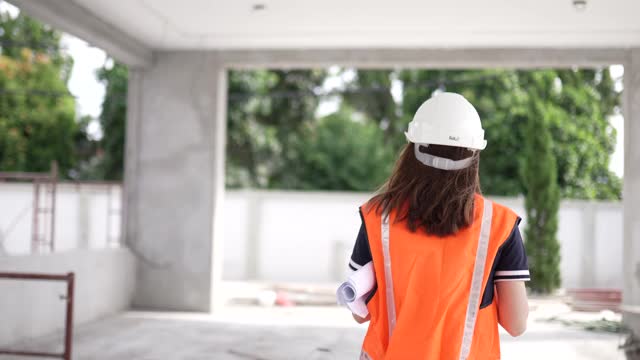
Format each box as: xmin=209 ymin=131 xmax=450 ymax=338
xmin=337 ymin=261 xmax=376 ymax=318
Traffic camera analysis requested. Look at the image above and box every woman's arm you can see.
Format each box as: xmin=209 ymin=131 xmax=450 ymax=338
xmin=496 ymin=281 xmax=529 ymax=337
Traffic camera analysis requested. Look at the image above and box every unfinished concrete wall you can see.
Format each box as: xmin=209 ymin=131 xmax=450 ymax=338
xmin=623 ymin=49 xmax=640 ymax=333
xmin=125 ymin=52 xmax=227 ymax=312
xmin=0 ymin=249 xmax=135 ymax=346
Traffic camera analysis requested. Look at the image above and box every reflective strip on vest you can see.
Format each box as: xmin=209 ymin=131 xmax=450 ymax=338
xmin=381 ymin=211 xmax=397 ymax=339
xmin=459 ymin=199 xmax=493 ymax=360
xmin=379 ymin=200 xmax=493 ymax=360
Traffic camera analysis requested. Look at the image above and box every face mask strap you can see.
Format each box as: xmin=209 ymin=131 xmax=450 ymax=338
xmin=414 ymin=144 xmax=474 ymax=171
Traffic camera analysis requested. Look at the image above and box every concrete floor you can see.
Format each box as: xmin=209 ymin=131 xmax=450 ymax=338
xmin=0 ymin=301 xmax=627 ymax=360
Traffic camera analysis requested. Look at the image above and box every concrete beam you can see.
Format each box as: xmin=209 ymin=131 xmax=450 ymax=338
xmin=220 ymin=48 xmax=627 ymax=69
xmin=10 ymin=0 xmax=152 ymax=68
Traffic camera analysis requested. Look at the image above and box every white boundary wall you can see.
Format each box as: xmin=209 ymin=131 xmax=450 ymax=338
xmin=0 ymin=183 xmax=121 ymax=255
xmin=0 ymin=185 xmax=623 ymax=290
xmin=223 ymin=191 xmax=623 ymax=290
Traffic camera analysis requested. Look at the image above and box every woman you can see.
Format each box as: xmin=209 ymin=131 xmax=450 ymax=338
xmin=348 ymin=92 xmax=530 ymax=360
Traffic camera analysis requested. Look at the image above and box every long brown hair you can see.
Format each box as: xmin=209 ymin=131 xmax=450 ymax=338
xmin=369 ymin=143 xmax=481 ymax=237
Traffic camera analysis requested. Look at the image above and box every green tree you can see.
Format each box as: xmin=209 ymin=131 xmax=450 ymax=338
xmin=226 ymin=69 xmax=326 ymax=188
xmin=82 ymin=64 xmax=622 ymax=201
xmin=80 ymin=67 xmax=327 ymax=186
xmin=0 ymin=11 xmax=77 ymax=176
xmin=342 ymin=70 xmax=400 ymax=144
xmin=93 ymin=61 xmax=127 ymax=180
xmin=521 ymin=95 xmax=562 ymax=293
xmin=286 ymin=106 xmax=395 ymax=191
xmin=546 ymin=69 xmax=622 ymax=200
xmin=344 ymin=68 xmax=621 ymax=200
xmin=72 ymin=114 xmax=100 ymax=177
xmin=398 ymin=69 xmax=528 ymax=196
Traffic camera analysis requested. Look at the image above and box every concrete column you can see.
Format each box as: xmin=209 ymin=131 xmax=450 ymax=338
xmin=210 ymin=60 xmax=228 ymax=313
xmin=125 ymin=52 xmax=227 ymax=311
xmin=623 ymin=49 xmax=640 ymax=333
xmin=245 ymin=191 xmax=262 ymax=280
xmin=581 ymin=203 xmax=596 ymax=288
xmin=77 ymin=189 xmax=90 ymax=249
xmin=123 ymin=69 xmax=143 ymax=252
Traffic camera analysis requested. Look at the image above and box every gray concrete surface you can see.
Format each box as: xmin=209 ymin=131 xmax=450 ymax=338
xmin=218 ymin=48 xmax=628 ymax=69
xmin=126 ymin=52 xmax=228 ymax=313
xmin=0 ymin=249 xmax=135 ymax=347
xmin=9 ymin=0 xmax=152 ymax=68
xmin=622 ymin=48 xmax=640 ymax=336
xmin=0 ymin=302 xmax=626 ymax=360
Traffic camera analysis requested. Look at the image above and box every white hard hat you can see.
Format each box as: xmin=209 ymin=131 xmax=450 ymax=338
xmin=405 ymin=92 xmax=486 ymax=170
xmin=405 ymin=92 xmax=487 ymax=151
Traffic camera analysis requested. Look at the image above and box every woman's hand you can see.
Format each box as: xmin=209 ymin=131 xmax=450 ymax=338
xmin=353 ymin=313 xmax=371 ymax=324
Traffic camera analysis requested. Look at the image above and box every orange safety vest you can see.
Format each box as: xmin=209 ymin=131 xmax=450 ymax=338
xmin=360 ymin=194 xmax=518 ymax=360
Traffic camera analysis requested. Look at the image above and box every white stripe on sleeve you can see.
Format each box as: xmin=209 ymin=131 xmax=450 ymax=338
xmin=349 ymin=259 xmax=364 ymax=270
xmin=495 ymin=277 xmax=530 ymax=283
xmin=495 ymin=270 xmax=530 ymax=277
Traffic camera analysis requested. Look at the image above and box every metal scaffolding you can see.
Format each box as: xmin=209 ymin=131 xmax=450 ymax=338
xmin=0 ymin=162 xmax=58 ymax=253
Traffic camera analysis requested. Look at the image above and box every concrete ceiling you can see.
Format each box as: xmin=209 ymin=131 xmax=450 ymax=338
xmin=68 ymin=0 xmax=640 ymax=49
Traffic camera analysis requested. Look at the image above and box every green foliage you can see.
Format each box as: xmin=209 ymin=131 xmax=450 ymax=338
xmin=398 ymin=69 xmax=527 ymax=196
xmin=93 ymin=62 xmax=128 ymax=180
xmin=545 ymin=69 xmax=622 ymax=200
xmin=346 ymin=68 xmax=621 ymax=200
xmin=226 ymin=69 xmax=326 ymax=188
xmin=342 ymin=70 xmax=400 ymax=144
xmin=285 ymin=107 xmax=395 ymax=191
xmin=0 ymin=12 xmax=72 ymax=82
xmin=81 ymin=64 xmax=622 ymax=201
xmin=0 ymin=11 xmax=77 ymax=176
xmin=73 ymin=114 xmax=99 ymax=170
xmin=522 ymin=97 xmax=562 ymax=293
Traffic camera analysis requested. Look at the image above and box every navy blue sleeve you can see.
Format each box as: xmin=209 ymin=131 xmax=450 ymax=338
xmin=493 ymin=224 xmax=531 ymax=282
xmin=349 ymin=212 xmax=377 ymax=304
xmin=348 ymin=215 xmax=373 ymax=271
xmin=480 ymin=219 xmax=530 ymax=308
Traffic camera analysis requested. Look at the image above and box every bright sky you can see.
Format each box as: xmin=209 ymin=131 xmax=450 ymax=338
xmin=609 ymin=65 xmax=625 ymax=178
xmin=0 ymin=1 xmax=626 ymax=177
xmin=62 ymin=35 xmax=107 ymax=118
